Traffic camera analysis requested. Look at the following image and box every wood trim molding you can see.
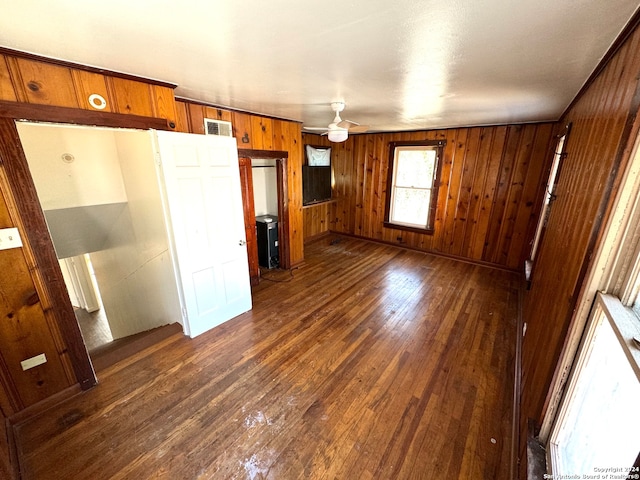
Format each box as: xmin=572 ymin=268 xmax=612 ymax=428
xmin=334 ymin=232 xmax=519 ymax=273
xmin=0 ymin=118 xmax=96 ymax=391
xmin=176 ymin=97 xmax=303 ymax=125
xmin=277 ymin=156 xmax=291 ymax=270
xmin=0 ymin=46 xmax=177 ymax=89
xmin=238 ymin=148 xmax=288 ymax=159
xmin=237 ymin=149 xmax=291 ymax=270
xmin=5 ymin=382 xmax=83 ymax=479
xmin=0 ymin=100 xmax=174 ymax=130
xmin=512 ymin=282 xmax=525 ymax=479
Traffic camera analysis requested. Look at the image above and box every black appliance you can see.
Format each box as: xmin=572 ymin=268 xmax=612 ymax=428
xmin=255 ymin=215 xmax=278 ymax=269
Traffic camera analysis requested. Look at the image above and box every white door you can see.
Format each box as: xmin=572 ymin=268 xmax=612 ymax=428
xmin=154 ymin=130 xmax=252 ymax=338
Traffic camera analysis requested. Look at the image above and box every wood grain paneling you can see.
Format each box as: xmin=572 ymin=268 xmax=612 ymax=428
xmin=519 ymin=19 xmax=640 ymax=478
xmin=286 ymin=122 xmax=304 ymax=266
xmin=0 ymin=49 xmax=180 ymax=434
xmin=173 ymin=99 xmax=190 ymax=133
xmin=303 ymin=202 xmax=333 ymax=241
xmin=303 ymin=125 xmax=554 ymax=270
xmin=204 ymin=106 xmax=232 ymax=123
xmin=0 ymin=163 xmax=74 ymax=409
xmin=0 ymin=51 xmax=177 ymax=125
xmin=232 ymin=111 xmax=254 ymax=148
xmin=0 ymin=56 xmax=17 ymax=102
xmin=11 ymin=58 xmax=79 ymax=108
xmin=71 ymin=70 xmax=112 ymax=112
xmin=0 ymin=119 xmax=95 ymax=396
xmin=151 ymin=85 xmax=178 ymax=128
xmin=109 ymin=77 xmax=154 ymax=117
xmin=250 ymin=115 xmax=273 ymax=150
xmin=186 ymin=102 xmax=205 ymax=134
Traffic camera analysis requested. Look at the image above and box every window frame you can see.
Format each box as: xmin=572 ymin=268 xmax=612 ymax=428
xmin=383 ymin=140 xmax=445 ymax=234
xmin=302 ymin=144 xmax=333 ymax=206
xmin=529 ymin=124 xmax=571 ymax=261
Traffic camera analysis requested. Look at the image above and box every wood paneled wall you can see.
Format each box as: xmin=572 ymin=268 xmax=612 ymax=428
xmin=519 ymin=20 xmax=640 ymax=474
xmin=175 ymin=99 xmax=304 ymax=267
xmin=304 ymin=124 xmax=555 ymax=270
xmin=0 ymin=53 xmax=178 ymax=126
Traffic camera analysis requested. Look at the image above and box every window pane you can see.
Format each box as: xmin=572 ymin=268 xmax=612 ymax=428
xmin=390 ymin=187 xmax=430 ymax=227
xmin=395 ymin=149 xmax=436 ymax=188
xmin=550 ymin=307 xmax=640 ymax=476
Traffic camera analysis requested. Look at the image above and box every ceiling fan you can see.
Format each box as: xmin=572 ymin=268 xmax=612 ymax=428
xmin=304 ymin=102 xmax=370 ymax=142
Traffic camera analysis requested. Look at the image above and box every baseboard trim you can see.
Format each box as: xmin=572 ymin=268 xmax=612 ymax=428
xmin=303 ymin=231 xmax=331 ymax=244
xmin=330 ymin=231 xmax=520 ymax=273
xmin=512 ymin=282 xmax=525 ymax=479
xmin=7 ymin=383 xmax=83 ymax=479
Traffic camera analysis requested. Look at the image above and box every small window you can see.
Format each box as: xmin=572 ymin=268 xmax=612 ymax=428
xmin=384 ymin=140 xmax=445 ymax=233
xmin=303 ymin=145 xmax=332 ymax=205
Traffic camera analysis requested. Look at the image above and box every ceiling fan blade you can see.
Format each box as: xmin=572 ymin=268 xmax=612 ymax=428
xmin=304 ymin=127 xmax=330 ymax=131
xmin=337 ymin=119 xmax=359 ymax=128
xmin=347 ymin=124 xmax=370 ymax=133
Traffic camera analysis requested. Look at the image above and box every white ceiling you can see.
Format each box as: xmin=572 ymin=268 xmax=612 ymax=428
xmin=1 ymin=1 xmax=639 ymax=132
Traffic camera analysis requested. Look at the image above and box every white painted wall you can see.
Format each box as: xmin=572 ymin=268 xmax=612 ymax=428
xmin=252 ymin=159 xmax=277 ymax=216
xmin=87 ymin=130 xmax=181 ymax=339
xmin=18 ymin=123 xmax=181 ymax=340
xmin=16 ymin=122 xmax=127 ymax=209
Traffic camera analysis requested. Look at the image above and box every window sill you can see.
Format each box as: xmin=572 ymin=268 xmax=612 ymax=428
xmin=303 ymin=199 xmax=337 ymax=208
xmin=383 ymin=221 xmax=434 ymax=235
xmin=598 ymin=292 xmax=640 ymax=379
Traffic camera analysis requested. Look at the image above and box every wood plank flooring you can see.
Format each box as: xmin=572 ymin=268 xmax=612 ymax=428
xmin=14 ymin=236 xmax=519 ymax=479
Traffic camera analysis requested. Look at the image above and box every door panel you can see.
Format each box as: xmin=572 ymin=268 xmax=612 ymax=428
xmin=155 ymin=131 xmax=252 ymax=338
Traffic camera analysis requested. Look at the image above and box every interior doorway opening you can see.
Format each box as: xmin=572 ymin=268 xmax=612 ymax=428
xmin=16 ymin=121 xmax=184 ymax=363
xmin=238 ymin=149 xmax=290 ymax=286
xmin=59 ymin=254 xmax=113 ymax=351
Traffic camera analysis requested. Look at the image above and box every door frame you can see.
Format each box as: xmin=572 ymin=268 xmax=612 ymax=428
xmin=0 ymin=100 xmax=174 ymax=391
xmin=238 ymin=148 xmax=290 ymax=270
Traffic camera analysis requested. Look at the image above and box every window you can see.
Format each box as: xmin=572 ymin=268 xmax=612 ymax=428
xmin=384 ymin=140 xmax=445 ymax=233
xmin=530 ymin=124 xmax=571 ymax=262
xmin=547 ymin=293 xmax=640 ymax=476
xmin=303 ymin=145 xmax=332 ymax=205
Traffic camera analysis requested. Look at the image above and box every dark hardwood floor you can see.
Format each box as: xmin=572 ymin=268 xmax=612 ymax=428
xmin=15 ymin=236 xmax=519 ymax=479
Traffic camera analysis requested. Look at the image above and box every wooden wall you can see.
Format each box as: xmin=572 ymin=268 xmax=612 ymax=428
xmin=519 ymin=19 xmax=640 ymax=474
xmin=304 ymin=124 xmax=555 ymax=270
xmin=0 ymin=53 xmax=178 ymax=125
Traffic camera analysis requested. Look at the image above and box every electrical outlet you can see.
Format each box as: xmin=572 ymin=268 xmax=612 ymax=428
xmin=21 ymin=353 xmax=47 ymax=371
xmin=0 ymin=227 xmax=22 ymax=251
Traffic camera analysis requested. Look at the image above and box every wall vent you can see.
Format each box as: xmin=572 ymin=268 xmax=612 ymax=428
xmin=204 ymin=118 xmax=233 ymax=137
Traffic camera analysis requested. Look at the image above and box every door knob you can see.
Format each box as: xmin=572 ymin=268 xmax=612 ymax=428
xmin=239 ymin=240 xmax=246 ymax=246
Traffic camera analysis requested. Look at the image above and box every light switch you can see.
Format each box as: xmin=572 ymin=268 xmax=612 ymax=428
xmin=0 ymin=228 xmax=22 ymax=250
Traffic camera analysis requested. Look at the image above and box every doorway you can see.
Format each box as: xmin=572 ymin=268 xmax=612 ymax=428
xmin=238 ymin=149 xmax=290 ymax=285
xmin=16 ymin=121 xmax=183 ymax=358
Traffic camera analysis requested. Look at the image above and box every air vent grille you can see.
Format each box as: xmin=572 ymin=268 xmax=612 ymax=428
xmin=204 ymin=118 xmax=233 ymax=137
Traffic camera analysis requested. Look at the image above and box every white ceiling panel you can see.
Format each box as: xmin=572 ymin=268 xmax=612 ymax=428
xmin=0 ymin=0 xmax=638 ymax=132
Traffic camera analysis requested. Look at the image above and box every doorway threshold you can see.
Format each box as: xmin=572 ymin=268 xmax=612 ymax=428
xmin=90 ymin=323 xmax=184 ymax=372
